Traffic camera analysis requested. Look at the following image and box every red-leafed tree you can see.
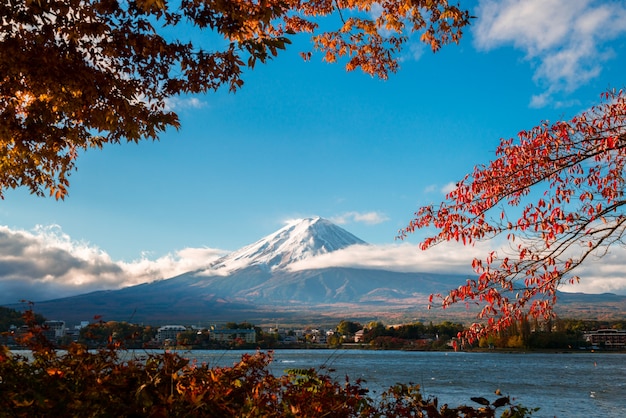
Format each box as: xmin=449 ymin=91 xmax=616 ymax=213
xmin=400 ymin=89 xmax=626 ymax=341
xmin=0 ymin=0 xmax=470 ymax=199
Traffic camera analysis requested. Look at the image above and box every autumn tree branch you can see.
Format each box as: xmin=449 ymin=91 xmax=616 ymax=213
xmin=400 ymin=89 xmax=626 ymax=341
xmin=0 ymin=0 xmax=471 ymax=199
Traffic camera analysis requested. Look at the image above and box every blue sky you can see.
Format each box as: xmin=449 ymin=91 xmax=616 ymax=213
xmin=1 ymin=0 xmax=626 ymax=303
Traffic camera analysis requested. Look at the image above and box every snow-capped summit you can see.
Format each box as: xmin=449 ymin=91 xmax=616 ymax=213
xmin=206 ymin=217 xmax=366 ymax=274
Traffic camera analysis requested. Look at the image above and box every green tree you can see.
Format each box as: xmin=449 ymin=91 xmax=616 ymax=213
xmin=433 ymin=321 xmax=464 ymax=340
xmin=395 ymin=322 xmax=426 ymax=340
xmin=336 ymin=320 xmax=362 ymax=336
xmin=363 ymin=321 xmax=386 ymax=342
xmin=79 ymin=320 xmax=155 ymax=349
xmin=0 ymin=306 xmax=45 ymax=331
xmin=225 ymin=321 xmax=255 ymax=330
xmin=327 ymin=333 xmax=343 ymax=348
xmin=0 ymin=0 xmax=470 ymax=199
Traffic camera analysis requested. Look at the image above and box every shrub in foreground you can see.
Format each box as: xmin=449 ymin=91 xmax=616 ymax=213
xmin=0 ymin=311 xmax=536 ymax=417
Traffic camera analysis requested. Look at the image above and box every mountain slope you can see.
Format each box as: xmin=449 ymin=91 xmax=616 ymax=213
xmin=26 ymin=267 xmax=469 ymax=324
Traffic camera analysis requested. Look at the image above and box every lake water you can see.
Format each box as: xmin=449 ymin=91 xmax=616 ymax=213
xmin=182 ymin=349 xmax=626 ymax=418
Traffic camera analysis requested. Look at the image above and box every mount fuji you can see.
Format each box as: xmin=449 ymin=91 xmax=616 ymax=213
xmin=22 ymin=217 xmax=471 ymax=324
xmin=15 ymin=217 xmax=624 ymax=326
xmin=18 ymin=217 xmax=626 ymax=325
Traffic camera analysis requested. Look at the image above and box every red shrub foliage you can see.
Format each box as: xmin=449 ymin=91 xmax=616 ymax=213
xmin=0 ymin=310 xmax=536 ymax=417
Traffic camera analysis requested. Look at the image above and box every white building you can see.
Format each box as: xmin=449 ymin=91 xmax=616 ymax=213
xmin=156 ymin=325 xmax=187 ymax=343
xmin=44 ymin=320 xmax=66 ymax=340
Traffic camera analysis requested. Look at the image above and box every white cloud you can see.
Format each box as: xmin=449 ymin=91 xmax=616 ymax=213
xmin=287 ymin=241 xmax=489 ymax=274
xmin=474 ymin=0 xmax=626 ymax=105
xmin=530 ymin=92 xmax=582 ymax=109
xmin=422 ymin=183 xmax=456 ymax=196
xmin=117 ymin=247 xmax=227 ymax=284
xmin=399 ymin=39 xmax=426 ymax=63
xmin=0 ymin=225 xmax=226 ymax=304
xmin=529 ymin=92 xmax=550 ymax=109
xmin=559 ymin=248 xmax=626 ymax=294
xmin=330 ymin=211 xmax=389 ymax=225
xmin=441 ymin=182 xmax=456 ymax=195
xmin=164 ymin=96 xmax=207 ymax=111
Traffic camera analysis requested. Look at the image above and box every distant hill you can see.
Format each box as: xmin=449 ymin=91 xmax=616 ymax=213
xmin=6 ymin=217 xmax=626 ymax=326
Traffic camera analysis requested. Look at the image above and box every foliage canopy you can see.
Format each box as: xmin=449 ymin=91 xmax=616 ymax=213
xmin=0 ymin=0 xmax=470 ymax=199
xmin=401 ymin=89 xmax=626 ymax=341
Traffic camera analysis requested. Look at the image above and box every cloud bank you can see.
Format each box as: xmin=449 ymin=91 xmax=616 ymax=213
xmin=287 ymin=240 xmax=626 ymax=295
xmin=0 ymin=225 xmax=225 ymax=305
xmin=474 ymin=0 xmax=626 ymax=107
xmin=287 ymin=242 xmax=481 ymax=274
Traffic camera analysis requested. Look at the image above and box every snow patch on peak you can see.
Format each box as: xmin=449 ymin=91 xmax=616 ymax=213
xmin=201 ymin=217 xmax=366 ymax=275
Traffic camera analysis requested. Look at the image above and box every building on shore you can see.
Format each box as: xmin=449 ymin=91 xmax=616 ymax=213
xmin=584 ymin=329 xmax=626 ymax=349
xmin=210 ymin=329 xmax=256 ymax=344
xmin=156 ymin=325 xmax=187 ymax=343
xmin=43 ymin=320 xmax=66 ymax=342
